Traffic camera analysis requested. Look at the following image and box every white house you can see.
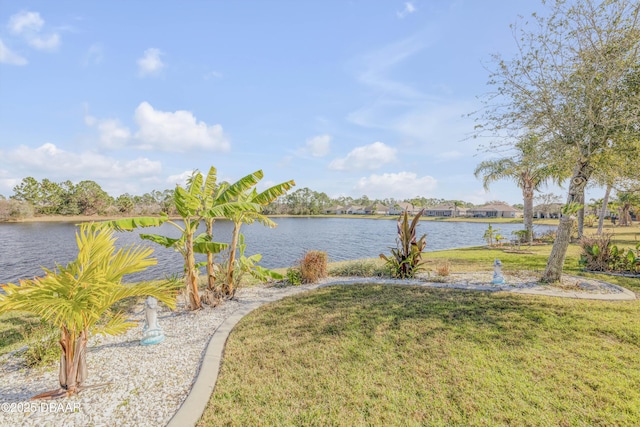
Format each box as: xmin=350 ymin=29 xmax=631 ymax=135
xmin=468 ymin=203 xmax=522 ymax=218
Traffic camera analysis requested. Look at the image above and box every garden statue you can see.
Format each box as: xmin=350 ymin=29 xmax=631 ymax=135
xmin=141 ymin=296 xmax=165 ymax=345
xmin=492 ymin=259 xmax=505 ymax=284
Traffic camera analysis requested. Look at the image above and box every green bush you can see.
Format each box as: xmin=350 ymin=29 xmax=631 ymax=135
xmin=328 ymin=260 xmax=391 ymax=277
xmin=286 ymin=268 xmax=303 ymax=286
xmin=580 ymin=235 xmax=640 ymax=274
xmin=300 ymin=251 xmax=328 ymax=283
xmin=23 ymin=321 xmax=59 ymax=368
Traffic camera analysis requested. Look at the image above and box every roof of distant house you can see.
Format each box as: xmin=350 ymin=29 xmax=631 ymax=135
xmin=470 ymin=203 xmax=521 ymax=212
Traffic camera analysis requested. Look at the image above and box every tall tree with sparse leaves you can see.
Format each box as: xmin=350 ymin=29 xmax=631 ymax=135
xmin=476 ymin=0 xmax=640 ymax=281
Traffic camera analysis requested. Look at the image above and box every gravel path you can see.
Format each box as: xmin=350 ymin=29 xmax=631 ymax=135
xmin=0 ymin=273 xmax=633 ymax=427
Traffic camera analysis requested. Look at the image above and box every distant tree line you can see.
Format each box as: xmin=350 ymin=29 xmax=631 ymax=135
xmin=1 ymin=176 xmax=483 ymax=221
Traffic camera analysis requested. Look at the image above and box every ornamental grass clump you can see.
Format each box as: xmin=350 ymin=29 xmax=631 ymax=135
xmin=299 ymin=250 xmax=328 ymax=283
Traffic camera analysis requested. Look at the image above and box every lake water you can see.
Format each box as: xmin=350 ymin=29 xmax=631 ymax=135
xmin=0 ymin=218 xmax=554 ymax=284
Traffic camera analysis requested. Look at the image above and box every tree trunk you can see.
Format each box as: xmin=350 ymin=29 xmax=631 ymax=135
xmin=522 ymin=183 xmax=534 ymax=244
xmin=185 ymin=233 xmax=201 ymax=310
xmin=577 ymin=187 xmax=585 ymax=239
xmin=225 ymin=223 xmax=241 ymax=296
xmin=596 ymin=184 xmax=612 ymax=235
xmin=205 ymin=219 xmax=216 ymax=290
xmin=32 ymin=328 xmax=88 ymax=399
xmin=542 ymin=159 xmax=593 ymax=282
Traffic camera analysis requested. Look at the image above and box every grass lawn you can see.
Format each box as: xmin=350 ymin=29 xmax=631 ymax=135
xmin=200 ymin=284 xmax=640 ymax=426
xmin=200 ymin=225 xmax=640 ymax=426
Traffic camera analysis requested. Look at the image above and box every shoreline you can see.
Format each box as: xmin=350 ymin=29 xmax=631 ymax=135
xmin=1 ymin=214 xmax=560 ymax=226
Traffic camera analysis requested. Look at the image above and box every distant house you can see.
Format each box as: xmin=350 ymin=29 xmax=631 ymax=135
xmin=468 ymin=203 xmax=522 ymax=218
xmin=388 ymin=202 xmax=422 ymax=215
xmin=324 ymin=205 xmax=345 ymax=214
xmin=425 ymin=203 xmax=469 ymax=218
xmin=345 ymin=205 xmax=366 ymax=214
xmin=365 ymin=203 xmax=391 ymax=215
xmin=533 ymin=203 xmax=563 ymax=219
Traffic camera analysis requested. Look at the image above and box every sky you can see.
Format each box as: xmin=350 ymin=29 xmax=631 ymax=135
xmin=0 ymin=0 xmax=572 ymax=205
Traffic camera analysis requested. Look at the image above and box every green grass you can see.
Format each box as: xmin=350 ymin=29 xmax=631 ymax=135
xmin=0 ymin=312 xmax=44 ymax=355
xmin=200 ymin=284 xmax=640 ymax=426
xmin=201 ymin=225 xmax=640 ymax=426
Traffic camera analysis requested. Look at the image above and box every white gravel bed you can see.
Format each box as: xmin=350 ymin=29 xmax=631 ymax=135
xmin=0 ymin=298 xmax=242 ymax=427
xmin=0 ymin=273 xmax=630 ymax=427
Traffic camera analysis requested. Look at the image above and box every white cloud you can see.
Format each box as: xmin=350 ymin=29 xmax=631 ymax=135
xmin=166 ymin=170 xmax=195 ymax=186
xmin=137 ymin=48 xmax=165 ymax=77
xmin=96 ymin=119 xmax=131 ymax=148
xmin=329 ymin=142 xmax=396 ymax=171
xmin=204 ymin=71 xmax=223 ymax=80
xmin=0 ymin=39 xmax=27 ymax=65
xmin=301 ymin=134 xmax=331 ymax=158
xmin=84 ymin=108 xmax=131 ymax=149
xmin=134 ymin=101 xmax=230 ymax=152
xmin=354 ymin=34 xmax=427 ymax=98
xmin=8 ymin=11 xmax=44 ymax=34
xmin=5 ymin=143 xmax=161 ymax=179
xmin=397 ymin=2 xmax=417 ymax=19
xmin=82 ymin=43 xmax=103 ymax=66
xmin=8 ymin=11 xmax=60 ymax=52
xmin=0 ymin=178 xmax=20 ymax=194
xmin=354 ymin=171 xmax=437 ymax=199
xmin=27 ymin=33 xmax=60 ymax=50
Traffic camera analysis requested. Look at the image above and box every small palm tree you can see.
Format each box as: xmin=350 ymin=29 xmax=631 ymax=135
xmin=0 ymin=223 xmax=178 ymax=399
xmin=475 ymin=134 xmax=567 ymax=243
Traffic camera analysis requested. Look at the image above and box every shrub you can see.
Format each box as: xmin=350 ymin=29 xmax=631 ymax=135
xmin=580 ymin=235 xmax=640 ymax=274
xmin=483 ymin=224 xmax=499 ymax=246
xmin=328 ymin=260 xmax=391 ymax=277
xmin=435 ymin=260 xmax=451 ymax=277
xmin=380 ymin=210 xmax=427 ymax=279
xmin=286 ymin=267 xmax=303 ymax=286
xmin=23 ymin=322 xmax=59 ymax=368
xmin=300 ymin=251 xmax=328 ymax=283
xmin=584 ymin=214 xmax=597 ymax=227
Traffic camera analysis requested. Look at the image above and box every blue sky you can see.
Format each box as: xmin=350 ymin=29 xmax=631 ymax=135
xmin=0 ymin=0 xmax=564 ymax=205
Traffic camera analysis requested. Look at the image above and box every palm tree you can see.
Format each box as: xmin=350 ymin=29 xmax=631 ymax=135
xmin=0 ymin=223 xmax=177 ymax=399
xmin=453 ymin=200 xmax=463 ymax=218
xmin=474 ymin=134 xmax=567 ymax=243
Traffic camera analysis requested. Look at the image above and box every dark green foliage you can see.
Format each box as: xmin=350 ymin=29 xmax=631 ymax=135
xmin=328 ymin=260 xmax=391 ymax=277
xmin=299 ymin=250 xmax=328 ymax=283
xmin=580 ymin=234 xmax=640 ymax=273
xmin=380 ymin=210 xmax=427 ymax=278
xmin=286 ymin=267 xmax=303 ymax=286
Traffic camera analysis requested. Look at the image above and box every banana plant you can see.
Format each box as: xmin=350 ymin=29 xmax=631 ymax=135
xmin=102 ymin=168 xmax=259 ymax=310
xmin=217 ymin=233 xmax=284 ymax=295
xmin=0 ymin=223 xmax=177 ymax=399
xmin=188 ymin=167 xmax=268 ymax=297
xmin=380 ymin=209 xmax=427 ymax=279
xmin=220 ymin=179 xmax=295 ymax=296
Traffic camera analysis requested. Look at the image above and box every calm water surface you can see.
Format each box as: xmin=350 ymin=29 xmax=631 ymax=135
xmin=0 ymin=218 xmax=553 ymax=283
